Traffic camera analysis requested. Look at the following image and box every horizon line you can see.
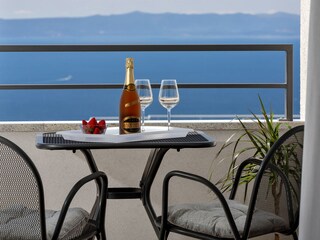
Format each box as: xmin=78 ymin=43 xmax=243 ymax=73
xmin=0 ymin=10 xmax=300 ymax=21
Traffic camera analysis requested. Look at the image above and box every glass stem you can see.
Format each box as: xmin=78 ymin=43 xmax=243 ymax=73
xmin=167 ymin=108 xmax=171 ymax=130
xmin=141 ymin=108 xmax=145 ymax=132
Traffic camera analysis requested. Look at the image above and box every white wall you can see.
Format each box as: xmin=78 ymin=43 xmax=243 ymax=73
xmin=300 ymin=0 xmax=310 ymax=120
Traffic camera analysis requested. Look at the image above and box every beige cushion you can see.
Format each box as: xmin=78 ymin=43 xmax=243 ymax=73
xmin=168 ymin=200 xmax=289 ymax=238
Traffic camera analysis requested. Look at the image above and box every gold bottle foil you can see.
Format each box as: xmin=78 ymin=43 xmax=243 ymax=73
xmin=126 ymin=58 xmax=134 ymax=69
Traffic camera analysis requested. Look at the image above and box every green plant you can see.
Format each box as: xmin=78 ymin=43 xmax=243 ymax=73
xmin=211 ymin=96 xmax=301 ymax=240
xmin=211 ymin=96 xmax=285 ymax=192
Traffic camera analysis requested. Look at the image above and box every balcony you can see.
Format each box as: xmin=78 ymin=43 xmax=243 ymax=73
xmin=0 ymin=118 xmax=303 ymax=240
xmin=0 ymin=44 xmax=303 ymax=240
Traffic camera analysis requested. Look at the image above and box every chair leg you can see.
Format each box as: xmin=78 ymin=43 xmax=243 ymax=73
xmin=165 ymin=231 xmax=170 ymax=240
xmin=159 ymin=229 xmax=168 ymax=240
xmin=159 ymin=230 xmax=165 ymax=240
xmin=292 ymin=231 xmax=298 ymax=240
xmin=100 ymin=229 xmax=107 ymax=240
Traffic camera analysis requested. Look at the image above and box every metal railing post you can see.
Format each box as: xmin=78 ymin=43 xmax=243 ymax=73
xmin=286 ymin=46 xmax=294 ymax=121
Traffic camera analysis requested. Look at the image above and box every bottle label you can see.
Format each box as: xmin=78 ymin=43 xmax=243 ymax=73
xmin=121 ymin=116 xmax=140 ymax=133
xmin=124 ymin=83 xmax=136 ymax=91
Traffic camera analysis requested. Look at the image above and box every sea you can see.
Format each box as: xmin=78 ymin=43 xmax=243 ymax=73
xmin=0 ymin=37 xmax=300 ymax=121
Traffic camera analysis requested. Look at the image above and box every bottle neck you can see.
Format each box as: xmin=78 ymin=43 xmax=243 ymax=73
xmin=124 ymin=67 xmax=135 ymax=90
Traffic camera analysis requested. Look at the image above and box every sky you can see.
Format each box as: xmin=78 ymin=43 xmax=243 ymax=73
xmin=0 ymin=0 xmax=300 ymax=19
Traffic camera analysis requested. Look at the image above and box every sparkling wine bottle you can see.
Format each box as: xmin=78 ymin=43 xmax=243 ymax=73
xmin=119 ymin=58 xmax=141 ymax=134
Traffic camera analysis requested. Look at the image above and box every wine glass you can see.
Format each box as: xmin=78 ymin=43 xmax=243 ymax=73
xmin=135 ymin=79 xmax=153 ymax=131
xmin=159 ymin=79 xmax=179 ymax=130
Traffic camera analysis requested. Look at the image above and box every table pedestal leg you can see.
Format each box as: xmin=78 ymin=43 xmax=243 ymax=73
xmin=79 ymin=149 xmax=99 ymax=173
xmin=140 ymin=148 xmax=170 ymax=237
xmin=78 ymin=147 xmax=172 ymax=239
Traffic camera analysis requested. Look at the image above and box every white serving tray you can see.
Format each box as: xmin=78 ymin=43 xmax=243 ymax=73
xmin=56 ymin=126 xmax=192 ymax=143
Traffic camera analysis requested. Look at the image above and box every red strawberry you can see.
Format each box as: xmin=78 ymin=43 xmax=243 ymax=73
xmin=88 ymin=117 xmax=97 ymax=126
xmin=82 ymin=120 xmax=87 ymax=125
xmin=93 ymin=127 xmax=101 ymax=134
xmin=98 ymin=119 xmax=106 ymax=128
xmin=87 ymin=118 xmax=97 ymax=133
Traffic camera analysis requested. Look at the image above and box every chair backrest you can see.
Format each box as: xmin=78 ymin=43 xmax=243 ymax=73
xmin=245 ymin=125 xmax=304 ymax=238
xmin=0 ymin=136 xmax=46 ymax=240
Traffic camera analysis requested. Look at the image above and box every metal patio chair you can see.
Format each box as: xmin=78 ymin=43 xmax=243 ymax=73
xmin=0 ymin=136 xmax=108 ymax=240
xmin=159 ymin=125 xmax=304 ymax=240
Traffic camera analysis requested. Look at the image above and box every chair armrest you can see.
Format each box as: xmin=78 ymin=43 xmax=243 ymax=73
xmin=51 ymin=171 xmax=108 ymax=240
xmin=230 ymin=157 xmax=294 ymax=216
xmin=161 ymin=170 xmax=241 ymax=240
xmin=229 ymin=157 xmax=262 ymax=200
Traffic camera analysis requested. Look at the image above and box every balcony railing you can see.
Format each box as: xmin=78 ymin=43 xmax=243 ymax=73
xmin=0 ymin=44 xmax=293 ymax=120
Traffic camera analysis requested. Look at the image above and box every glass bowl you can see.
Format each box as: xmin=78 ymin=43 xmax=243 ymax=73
xmin=80 ymin=121 xmax=107 ymax=134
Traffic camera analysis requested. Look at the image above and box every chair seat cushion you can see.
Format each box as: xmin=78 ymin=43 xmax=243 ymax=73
xmin=167 ymin=200 xmax=289 ymax=238
xmin=46 ymin=208 xmax=90 ymax=240
xmin=0 ymin=205 xmax=89 ymax=240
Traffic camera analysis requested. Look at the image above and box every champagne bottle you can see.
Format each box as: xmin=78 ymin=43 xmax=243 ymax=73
xmin=119 ymin=58 xmax=141 ymax=134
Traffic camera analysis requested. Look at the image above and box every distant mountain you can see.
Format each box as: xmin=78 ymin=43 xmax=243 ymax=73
xmin=0 ymin=12 xmax=299 ymax=39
